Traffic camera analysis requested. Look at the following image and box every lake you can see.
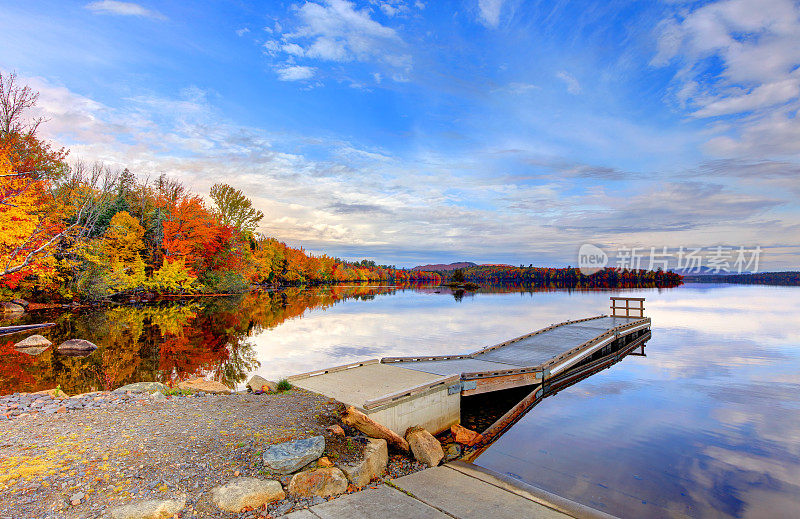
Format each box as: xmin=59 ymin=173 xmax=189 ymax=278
xmin=2 ymin=283 xmax=799 ymax=518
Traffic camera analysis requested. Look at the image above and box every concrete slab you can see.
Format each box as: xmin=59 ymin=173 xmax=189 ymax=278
xmin=291 ymin=363 xmax=444 ymax=408
xmin=283 ymin=510 xmax=318 ymax=519
xmin=391 ymin=466 xmax=569 ymax=519
xmin=308 ymin=484 xmax=450 ymax=519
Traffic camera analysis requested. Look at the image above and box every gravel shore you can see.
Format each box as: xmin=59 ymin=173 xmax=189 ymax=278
xmin=0 ymin=388 xmax=426 ymax=519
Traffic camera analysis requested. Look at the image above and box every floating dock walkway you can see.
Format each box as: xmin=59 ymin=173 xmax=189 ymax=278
xmin=290 ymin=297 xmax=650 ymax=439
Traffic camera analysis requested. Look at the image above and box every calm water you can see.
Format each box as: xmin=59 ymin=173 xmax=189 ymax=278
xmin=3 ymin=283 xmax=799 ymax=517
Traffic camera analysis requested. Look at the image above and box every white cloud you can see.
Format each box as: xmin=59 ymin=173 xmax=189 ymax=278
xmin=282 ymin=43 xmax=306 ymax=57
xmin=276 ymin=65 xmax=316 ymax=81
xmin=477 ymin=0 xmax=506 ymax=28
xmin=556 ymin=71 xmax=581 ymax=95
xmin=654 ymin=0 xmax=800 ymax=158
xmin=85 ymin=1 xmax=166 ymax=20
xmin=269 ymin=0 xmax=411 ymax=79
xmin=235 ymin=28 xmax=250 ymax=37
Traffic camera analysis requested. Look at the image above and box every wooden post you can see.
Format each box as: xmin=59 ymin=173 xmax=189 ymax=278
xmin=610 ymin=297 xmax=645 ymax=318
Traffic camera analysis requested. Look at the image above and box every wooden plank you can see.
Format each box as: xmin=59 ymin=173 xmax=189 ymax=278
xmin=610 ymin=297 xmax=645 ymax=301
xmin=382 ymin=354 xmax=473 ymax=363
xmin=287 ymin=359 xmax=380 ymax=381
xmin=0 ymin=323 xmax=56 ymax=337
xmin=362 ymin=374 xmax=459 ymax=410
xmin=460 ymin=372 xmax=541 ymax=396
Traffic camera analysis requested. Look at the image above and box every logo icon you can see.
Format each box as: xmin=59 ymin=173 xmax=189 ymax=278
xmin=578 ymin=244 xmax=608 ymax=275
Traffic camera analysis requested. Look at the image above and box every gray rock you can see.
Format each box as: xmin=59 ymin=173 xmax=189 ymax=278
xmin=150 ymin=391 xmax=166 ymax=402
xmin=211 ymin=477 xmax=285 ymax=512
xmin=58 ymin=339 xmax=97 ymax=353
xmin=11 ymin=298 xmax=29 ymax=308
xmin=246 ymin=375 xmax=277 ymax=393
xmin=110 ymin=497 xmax=185 ymax=519
xmin=338 ymin=438 xmax=388 ymax=487
xmin=70 ymin=492 xmax=85 ymax=505
xmin=263 ymin=436 xmax=325 ymax=475
xmin=0 ymin=302 xmax=24 ymax=315
xmin=444 ymin=442 xmax=462 ymax=461
xmin=116 ymin=382 xmax=168 ymax=393
xmin=14 ymin=335 xmax=52 ymax=355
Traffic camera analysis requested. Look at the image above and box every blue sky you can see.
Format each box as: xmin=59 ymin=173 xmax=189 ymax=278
xmin=1 ymin=0 xmax=799 ymax=269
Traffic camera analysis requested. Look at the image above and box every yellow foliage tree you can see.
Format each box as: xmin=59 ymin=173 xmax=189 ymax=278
xmin=78 ymin=211 xmax=146 ymax=296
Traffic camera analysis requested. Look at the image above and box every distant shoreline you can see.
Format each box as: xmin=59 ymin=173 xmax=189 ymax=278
xmin=683 ymin=271 xmax=800 ymax=286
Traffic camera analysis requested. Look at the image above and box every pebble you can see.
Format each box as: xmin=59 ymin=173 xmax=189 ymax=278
xmin=0 ymin=391 xmax=143 ymax=421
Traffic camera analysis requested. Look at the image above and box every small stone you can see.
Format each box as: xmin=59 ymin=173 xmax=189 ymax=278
xmin=451 ymin=424 xmax=483 ymax=446
xmin=150 ymin=392 xmax=166 ymax=402
xmin=338 ymin=438 xmax=388 ymax=487
xmin=246 ymin=375 xmax=277 ymax=393
xmin=116 ymin=382 xmax=169 ymax=393
xmin=287 ymin=467 xmax=348 ymax=498
xmin=405 ymin=426 xmax=444 ymax=467
xmin=262 ymin=436 xmax=325 ymax=474
xmin=444 ymin=442 xmax=462 ymax=461
xmin=56 ymin=406 xmax=67 ymax=414
xmin=325 ymin=425 xmax=345 ymax=436
xmin=211 ymin=478 xmax=285 ymax=512
xmin=110 ymin=497 xmax=186 ymax=519
xmin=316 ymin=457 xmax=334 ymax=468
xmin=177 ymin=378 xmax=231 ymax=394
xmin=70 ymin=492 xmax=85 ymax=505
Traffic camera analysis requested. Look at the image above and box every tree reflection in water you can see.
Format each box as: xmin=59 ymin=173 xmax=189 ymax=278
xmin=0 ymin=285 xmax=403 ymax=394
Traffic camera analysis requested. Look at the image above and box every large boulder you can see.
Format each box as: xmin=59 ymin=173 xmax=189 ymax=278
xmin=57 ymin=339 xmax=98 ymax=355
xmin=116 ymin=382 xmax=169 ymax=393
xmin=14 ymin=335 xmax=52 ymax=355
xmin=110 ymin=497 xmax=185 ymax=519
xmin=246 ymin=375 xmax=277 ymax=393
xmin=288 ymin=467 xmax=348 ymax=498
xmin=211 ymin=477 xmax=285 ymax=512
xmin=339 ymin=438 xmax=388 ymax=487
xmin=177 ymin=377 xmax=231 ymax=394
xmin=0 ymin=302 xmax=24 ymax=315
xmin=262 ymin=436 xmax=325 ymax=474
xmin=405 ymin=426 xmax=444 ymax=467
xmin=11 ymin=298 xmax=29 ymax=309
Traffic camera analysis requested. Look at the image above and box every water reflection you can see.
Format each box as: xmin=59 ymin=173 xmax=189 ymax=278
xmin=474 ymin=284 xmax=800 ymax=518
xmin=0 ymin=285 xmax=403 ymax=394
xmin=2 ymin=283 xmax=799 ymax=517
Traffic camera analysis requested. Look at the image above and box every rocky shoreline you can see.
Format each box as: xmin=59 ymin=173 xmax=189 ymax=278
xmin=0 ymin=382 xmax=474 ymax=519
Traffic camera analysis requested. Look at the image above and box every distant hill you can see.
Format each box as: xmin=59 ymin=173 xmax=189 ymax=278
xmin=411 ymin=261 xmax=477 ymax=271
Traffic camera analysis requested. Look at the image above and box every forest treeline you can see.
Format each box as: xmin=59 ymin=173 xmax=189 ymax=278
xmin=447 ymin=265 xmax=683 ymax=288
xmin=683 ymin=271 xmax=799 ymax=286
xmin=0 ymin=73 xmax=440 ymax=301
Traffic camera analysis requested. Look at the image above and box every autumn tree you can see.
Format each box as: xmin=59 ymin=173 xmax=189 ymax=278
xmin=0 ymin=72 xmax=114 ymax=281
xmin=209 ymin=183 xmax=264 ymax=237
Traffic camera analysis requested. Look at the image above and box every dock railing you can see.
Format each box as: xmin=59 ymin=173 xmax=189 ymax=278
xmin=610 ymin=296 xmax=645 ymax=318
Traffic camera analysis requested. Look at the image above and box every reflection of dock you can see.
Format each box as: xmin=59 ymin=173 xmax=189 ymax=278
xmin=290 ymin=298 xmax=650 ymax=438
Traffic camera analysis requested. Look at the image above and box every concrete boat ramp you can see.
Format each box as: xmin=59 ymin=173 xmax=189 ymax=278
xmin=289 ymin=298 xmax=651 ymax=438
xmin=285 ymin=461 xmax=616 ymax=519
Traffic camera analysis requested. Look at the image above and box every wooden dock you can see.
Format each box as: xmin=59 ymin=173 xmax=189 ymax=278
xmin=290 ymin=297 xmax=650 ymax=438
